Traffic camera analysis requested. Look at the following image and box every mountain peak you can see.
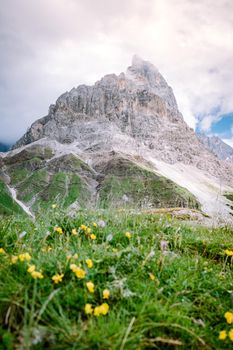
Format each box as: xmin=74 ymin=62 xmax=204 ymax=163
xmin=125 ymin=55 xmax=178 ymax=110
xmin=131 ymin=55 xmax=157 ymax=71
xmin=127 ymin=55 xmax=158 ymax=77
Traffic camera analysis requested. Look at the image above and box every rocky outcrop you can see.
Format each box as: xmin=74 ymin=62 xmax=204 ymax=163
xmin=197 ymin=133 xmax=233 ymax=162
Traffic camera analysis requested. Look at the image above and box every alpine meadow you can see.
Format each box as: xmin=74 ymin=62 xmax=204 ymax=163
xmin=1 ymin=3 xmax=233 ymax=348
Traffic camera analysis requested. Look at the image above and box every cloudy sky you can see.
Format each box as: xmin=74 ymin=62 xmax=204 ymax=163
xmin=0 ymin=0 xmax=233 ymax=146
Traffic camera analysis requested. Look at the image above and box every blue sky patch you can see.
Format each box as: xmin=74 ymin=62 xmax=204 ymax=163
xmin=211 ymin=113 xmax=233 ymax=138
xmin=196 ymin=112 xmax=233 ymax=139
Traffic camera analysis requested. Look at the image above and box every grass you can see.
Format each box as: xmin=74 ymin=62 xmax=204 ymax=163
xmin=225 ymin=194 xmax=233 ymax=202
xmin=224 ymin=194 xmax=233 ymax=215
xmin=98 ymin=158 xmax=200 ymax=210
xmin=0 ymin=209 xmax=233 ymax=349
xmin=7 ymin=167 xmax=91 ymax=212
xmin=5 ymin=153 xmax=94 ymax=212
xmin=31 ymin=172 xmax=91 ymax=211
xmin=3 ymin=152 xmax=200 ymax=214
xmin=0 ymin=180 xmax=25 ymax=216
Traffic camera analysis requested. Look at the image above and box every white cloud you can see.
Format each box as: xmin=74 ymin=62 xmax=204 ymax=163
xmin=198 ymin=115 xmax=216 ymax=132
xmin=0 ymin=0 xmax=233 ymax=143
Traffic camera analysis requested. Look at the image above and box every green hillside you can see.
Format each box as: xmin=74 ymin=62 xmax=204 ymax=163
xmin=0 ymin=179 xmax=25 ymax=216
xmin=1 ymin=146 xmax=201 ymax=214
xmin=4 ymin=147 xmax=94 ymax=212
xmin=98 ymin=157 xmax=200 ymax=210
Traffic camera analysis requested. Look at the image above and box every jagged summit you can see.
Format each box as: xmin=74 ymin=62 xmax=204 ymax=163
xmin=13 ymin=56 xmax=181 ymax=149
xmin=126 ymin=55 xmax=178 ymax=110
xmin=129 ymin=55 xmax=159 ymax=75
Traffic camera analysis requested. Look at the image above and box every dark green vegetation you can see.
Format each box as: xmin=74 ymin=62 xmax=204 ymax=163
xmin=0 ymin=209 xmax=233 ymax=349
xmin=224 ymin=193 xmax=233 ymax=214
xmin=0 ymin=179 xmax=25 ymax=216
xmin=225 ymin=194 xmax=233 ymax=202
xmin=3 ymin=146 xmax=94 ymax=212
xmin=98 ymin=157 xmax=200 ymax=210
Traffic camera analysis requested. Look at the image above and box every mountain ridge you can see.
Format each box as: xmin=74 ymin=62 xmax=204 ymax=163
xmin=197 ymin=132 xmax=233 ymax=162
xmin=1 ymin=56 xmax=233 ymax=223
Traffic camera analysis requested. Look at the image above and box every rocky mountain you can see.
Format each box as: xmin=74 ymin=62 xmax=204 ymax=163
xmin=197 ymin=133 xmax=233 ymax=162
xmin=1 ymin=56 xmax=233 ymax=223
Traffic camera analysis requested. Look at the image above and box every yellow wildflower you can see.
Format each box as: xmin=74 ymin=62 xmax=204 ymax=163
xmin=225 ymin=249 xmax=233 ymax=256
xmin=229 ymin=329 xmax=233 ymax=342
xmin=72 ymin=229 xmax=78 ymax=235
xmin=90 ymin=234 xmax=96 ymax=240
xmin=51 ymin=204 xmax=57 ymax=209
xmin=27 ymin=265 xmax=36 ymax=273
xmin=125 ymin=232 xmax=131 ymax=239
xmin=94 ymin=303 xmax=109 ymax=316
xmin=18 ymin=253 xmax=31 ymax=262
xmin=31 ymin=271 xmax=44 ymax=279
xmin=94 ymin=306 xmax=101 ymax=317
xmin=219 ymin=330 xmax=227 ymax=340
xmin=80 ymin=224 xmax=87 ymax=231
xmin=86 ymin=281 xmax=95 ymax=293
xmin=225 ymin=312 xmax=233 ymax=324
xmin=86 ymin=259 xmax=93 ymax=268
xmin=86 ymin=227 xmax=91 ymax=234
xmin=52 ymin=273 xmax=64 ymax=284
xmin=103 ymin=289 xmax=110 ymax=299
xmin=75 ymin=267 xmax=86 ymax=279
xmin=100 ymin=303 xmax=109 ymax=315
xmin=93 ymin=222 xmax=97 ymax=228
xmin=70 ymin=264 xmax=86 ymax=279
xmin=85 ymin=303 xmax=93 ymax=315
xmin=149 ymin=273 xmax=156 ymax=281
xmin=0 ymin=248 xmax=6 ymax=254
xmin=73 ymin=253 xmax=78 ymax=259
xmin=11 ymin=255 xmax=18 ymax=264
xmin=54 ymin=226 xmax=63 ymax=234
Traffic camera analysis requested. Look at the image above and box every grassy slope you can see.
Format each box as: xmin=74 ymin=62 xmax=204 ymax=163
xmin=0 ymin=209 xmax=233 ymax=349
xmin=6 ymin=152 xmax=93 ymax=211
xmin=4 ymin=149 xmax=200 ymax=212
xmin=0 ymin=179 xmax=25 ymax=216
xmin=98 ymin=158 xmax=200 ymax=210
xmin=8 ymin=167 xmax=91 ymax=211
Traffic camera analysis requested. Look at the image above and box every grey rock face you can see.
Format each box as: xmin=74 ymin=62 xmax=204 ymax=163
xmin=126 ymin=55 xmax=178 ymax=111
xmin=13 ymin=56 xmax=181 ymax=148
xmin=197 ymin=133 xmax=233 ymax=162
